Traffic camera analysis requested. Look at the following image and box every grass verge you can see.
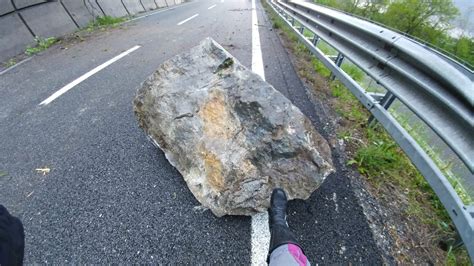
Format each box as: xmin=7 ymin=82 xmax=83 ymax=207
xmin=85 ymin=16 xmax=128 ymax=31
xmin=262 ymin=0 xmax=470 ymax=264
xmin=3 ymin=59 xmax=17 ymax=68
xmin=1 ymin=15 xmax=128 ymax=71
xmin=25 ymin=37 xmax=59 ymax=56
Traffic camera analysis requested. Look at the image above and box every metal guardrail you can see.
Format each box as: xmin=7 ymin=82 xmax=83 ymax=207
xmin=307 ymin=2 xmax=474 ymax=71
xmin=267 ymin=0 xmax=474 ymax=261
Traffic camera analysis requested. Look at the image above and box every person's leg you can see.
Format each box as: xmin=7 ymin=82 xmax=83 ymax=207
xmin=0 ymin=205 xmax=25 ymax=266
xmin=267 ymin=188 xmax=310 ymax=266
xmin=269 ymin=244 xmax=309 ymax=266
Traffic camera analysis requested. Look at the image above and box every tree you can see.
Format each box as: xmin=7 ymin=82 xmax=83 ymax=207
xmin=355 ymin=0 xmax=389 ymax=20
xmin=375 ymin=0 xmax=458 ymax=37
xmin=453 ymin=37 xmax=474 ymax=65
xmin=313 ymin=0 xmax=473 ymax=68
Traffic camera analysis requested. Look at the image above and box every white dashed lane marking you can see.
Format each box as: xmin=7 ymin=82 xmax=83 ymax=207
xmin=39 ymin=45 xmax=141 ymax=106
xmin=250 ymin=0 xmax=270 ymax=264
xmin=177 ymin=14 xmax=199 ymax=25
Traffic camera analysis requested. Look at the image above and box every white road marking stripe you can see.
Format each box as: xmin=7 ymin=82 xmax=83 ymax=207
xmin=39 ymin=45 xmax=141 ymax=106
xmin=0 ymin=57 xmax=33 ymax=76
xmin=128 ymin=1 xmax=194 ymax=22
xmin=177 ymin=14 xmax=199 ymax=25
xmin=250 ymin=0 xmax=270 ymax=265
xmin=251 ymin=212 xmax=270 ymax=265
xmin=251 ymin=0 xmax=265 ymax=80
xmin=208 ymin=4 xmax=216 ymax=9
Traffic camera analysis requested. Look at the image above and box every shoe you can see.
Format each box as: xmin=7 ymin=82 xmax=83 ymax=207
xmin=0 ymin=205 xmax=25 ymax=266
xmin=269 ymin=188 xmax=289 ymax=229
xmin=267 ymin=188 xmax=304 ymax=261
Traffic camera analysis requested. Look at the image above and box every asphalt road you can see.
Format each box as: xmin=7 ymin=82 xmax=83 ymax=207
xmin=0 ymin=0 xmax=383 ymax=264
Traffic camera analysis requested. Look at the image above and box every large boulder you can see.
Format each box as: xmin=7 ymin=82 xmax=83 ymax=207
xmin=134 ymin=38 xmax=334 ymax=217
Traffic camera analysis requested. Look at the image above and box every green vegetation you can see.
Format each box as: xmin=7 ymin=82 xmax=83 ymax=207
xmin=340 ymin=61 xmax=364 ymax=82
xmin=21 ymin=16 xmax=126 ymax=57
xmin=25 ymin=37 xmax=58 ymax=56
xmin=314 ymin=0 xmax=474 ymax=68
xmin=311 ymin=57 xmax=331 ymax=77
xmin=303 ymin=28 xmax=314 ymax=38
xmin=3 ymin=59 xmax=16 ymax=68
xmin=317 ymin=40 xmax=338 ymax=56
xmin=218 ymin=58 xmax=234 ymax=70
xmin=262 ymin=0 xmax=470 ymax=263
xmin=391 ymin=110 xmax=473 ymax=205
xmin=85 ymin=16 xmax=127 ymax=31
xmin=330 ymin=76 xmax=470 ymax=264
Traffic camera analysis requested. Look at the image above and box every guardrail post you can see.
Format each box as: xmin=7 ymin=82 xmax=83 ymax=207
xmin=298 ymin=25 xmax=304 ymax=34
xmin=368 ymin=91 xmax=395 ymax=126
xmin=312 ymin=35 xmax=320 ymax=46
xmin=452 ymin=234 xmax=465 ymax=249
xmin=291 ymin=17 xmax=295 ymax=26
xmin=330 ymin=52 xmax=344 ymax=80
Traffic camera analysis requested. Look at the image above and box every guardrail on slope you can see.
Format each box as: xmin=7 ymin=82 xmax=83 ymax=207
xmin=267 ymin=0 xmax=474 ymax=261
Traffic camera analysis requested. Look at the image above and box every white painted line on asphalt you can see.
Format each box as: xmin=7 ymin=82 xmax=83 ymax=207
xmin=208 ymin=4 xmax=216 ymax=9
xmin=128 ymin=1 xmax=194 ymax=22
xmin=250 ymin=0 xmax=270 ymax=264
xmin=177 ymin=14 xmax=199 ymax=25
xmin=39 ymin=45 xmax=141 ymax=106
xmin=251 ymin=212 xmax=270 ymax=265
xmin=0 ymin=57 xmax=33 ymax=76
xmin=251 ymin=0 xmax=265 ymax=80
xmin=128 ymin=7 xmax=173 ymax=22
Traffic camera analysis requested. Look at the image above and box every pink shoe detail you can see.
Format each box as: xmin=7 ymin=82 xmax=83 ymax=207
xmin=288 ymin=243 xmax=307 ymax=266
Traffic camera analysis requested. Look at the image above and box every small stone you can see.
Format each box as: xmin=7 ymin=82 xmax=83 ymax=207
xmin=134 ymin=38 xmax=334 ymax=217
